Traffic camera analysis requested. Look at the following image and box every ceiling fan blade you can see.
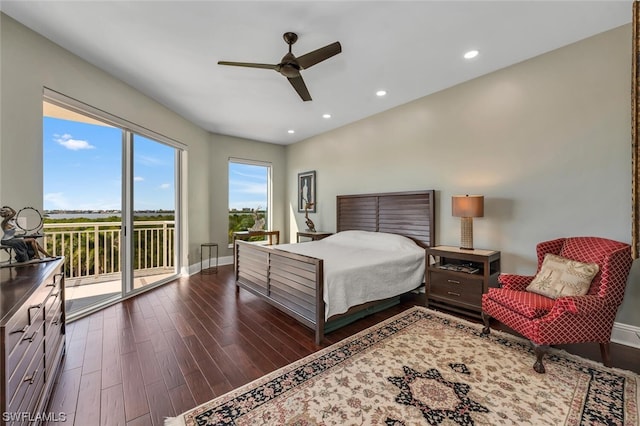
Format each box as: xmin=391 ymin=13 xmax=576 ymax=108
xmin=297 ymin=41 xmax=342 ymax=69
xmin=218 ymin=61 xmax=278 ymax=70
xmin=288 ymin=75 xmax=312 ymax=101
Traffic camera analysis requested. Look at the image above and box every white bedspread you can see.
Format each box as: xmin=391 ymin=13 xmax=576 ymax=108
xmin=276 ymin=230 xmax=425 ymax=319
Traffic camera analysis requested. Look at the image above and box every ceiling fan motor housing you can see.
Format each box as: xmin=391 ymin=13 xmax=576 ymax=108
xmin=279 ymin=52 xmax=301 ymax=77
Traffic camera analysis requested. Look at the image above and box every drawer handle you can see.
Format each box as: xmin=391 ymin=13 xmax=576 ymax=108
xmin=447 ymin=291 xmax=461 ymax=297
xmin=10 ymin=324 xmax=29 ymax=335
xmin=47 ymin=272 xmax=64 ymax=287
xmin=23 ymin=369 xmax=38 ymax=385
xmin=22 ymin=331 xmax=37 ymax=343
xmin=447 ymin=279 xmax=461 ymax=284
xmin=28 ymin=303 xmax=43 ymax=324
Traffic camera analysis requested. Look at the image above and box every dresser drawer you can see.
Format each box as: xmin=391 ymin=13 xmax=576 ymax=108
xmin=17 ymin=358 xmax=46 ymax=424
xmin=5 ymin=297 xmax=48 ymax=357
xmin=429 ymin=272 xmax=483 ymax=306
xmin=44 ymin=288 xmax=62 ymax=325
xmin=6 ymin=303 xmax=45 ymax=375
xmin=7 ymin=320 xmax=45 ymax=406
xmin=4 ymin=271 xmax=60 ymax=356
xmin=45 ymin=305 xmax=64 ymax=375
xmin=7 ymin=348 xmax=45 ymax=415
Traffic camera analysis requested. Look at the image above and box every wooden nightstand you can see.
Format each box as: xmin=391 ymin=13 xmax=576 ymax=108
xmin=296 ymin=231 xmax=333 ymax=242
xmin=426 ymin=245 xmax=500 ymax=318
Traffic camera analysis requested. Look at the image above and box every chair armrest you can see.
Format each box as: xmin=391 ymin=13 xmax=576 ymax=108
xmin=498 ymin=273 xmax=534 ymax=291
xmin=550 ymin=295 xmax=607 ymax=316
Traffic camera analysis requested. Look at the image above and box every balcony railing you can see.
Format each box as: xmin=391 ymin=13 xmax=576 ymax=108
xmin=43 ymin=220 xmax=175 ymax=283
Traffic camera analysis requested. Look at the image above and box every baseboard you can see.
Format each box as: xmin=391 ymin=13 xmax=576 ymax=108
xmin=187 ymin=255 xmax=233 ymax=275
xmin=218 ymin=255 xmax=233 ymax=266
xmin=611 ymin=322 xmax=640 ymax=349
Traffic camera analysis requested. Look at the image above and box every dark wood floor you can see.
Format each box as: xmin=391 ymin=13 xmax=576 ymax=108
xmin=45 ymin=265 xmax=640 ymax=425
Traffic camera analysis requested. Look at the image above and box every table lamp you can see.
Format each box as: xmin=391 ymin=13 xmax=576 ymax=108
xmin=452 ymin=195 xmax=484 ymax=250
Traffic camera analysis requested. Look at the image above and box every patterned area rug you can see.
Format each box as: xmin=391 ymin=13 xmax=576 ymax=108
xmin=165 ymin=306 xmax=639 ymax=426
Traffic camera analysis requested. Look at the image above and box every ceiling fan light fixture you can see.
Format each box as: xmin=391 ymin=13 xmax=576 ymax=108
xmin=464 ymin=50 xmax=479 ymax=59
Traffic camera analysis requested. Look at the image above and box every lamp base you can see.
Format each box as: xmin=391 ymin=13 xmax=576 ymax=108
xmin=460 ymin=217 xmax=474 ymax=250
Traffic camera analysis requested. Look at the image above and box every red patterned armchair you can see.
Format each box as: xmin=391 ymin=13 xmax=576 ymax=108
xmin=481 ymin=237 xmax=632 ymax=373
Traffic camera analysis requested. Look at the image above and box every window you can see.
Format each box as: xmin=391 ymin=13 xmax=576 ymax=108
xmin=228 ymin=159 xmax=271 ymax=244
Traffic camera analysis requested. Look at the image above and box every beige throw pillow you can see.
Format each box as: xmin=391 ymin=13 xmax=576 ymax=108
xmin=526 ymin=253 xmax=599 ymax=299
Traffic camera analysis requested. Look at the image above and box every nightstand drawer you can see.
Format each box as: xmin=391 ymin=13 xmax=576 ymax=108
xmin=429 ymin=273 xmax=482 ymax=306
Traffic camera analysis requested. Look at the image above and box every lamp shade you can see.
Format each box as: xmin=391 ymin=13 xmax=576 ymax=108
xmin=452 ymin=195 xmax=484 ymax=218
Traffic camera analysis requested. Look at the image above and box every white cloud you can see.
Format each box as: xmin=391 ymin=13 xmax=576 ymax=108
xmin=54 ymin=134 xmax=95 ymax=151
xmin=44 ymin=192 xmax=71 ymax=210
xmin=137 ymin=155 xmax=164 ymax=166
xmin=159 ymin=183 xmax=171 ymax=190
xmin=233 ymin=170 xmax=266 ymax=180
xmin=229 ymin=180 xmax=267 ymax=195
xmin=134 ymin=176 xmax=144 ymax=181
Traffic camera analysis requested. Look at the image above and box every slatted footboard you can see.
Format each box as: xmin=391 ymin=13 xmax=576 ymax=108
xmin=235 ymin=240 xmax=325 ymax=344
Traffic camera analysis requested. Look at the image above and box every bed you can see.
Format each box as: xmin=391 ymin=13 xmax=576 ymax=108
xmin=234 ymin=190 xmax=435 ymax=344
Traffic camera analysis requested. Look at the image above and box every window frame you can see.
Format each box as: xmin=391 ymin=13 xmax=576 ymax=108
xmin=228 ymin=157 xmax=273 ymax=246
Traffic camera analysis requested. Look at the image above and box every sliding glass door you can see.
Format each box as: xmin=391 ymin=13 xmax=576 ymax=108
xmin=130 ymin=134 xmax=177 ymax=293
xmin=43 ymin=95 xmax=182 ymax=319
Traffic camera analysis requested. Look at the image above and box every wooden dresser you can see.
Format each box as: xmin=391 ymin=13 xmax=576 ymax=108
xmin=0 ymin=259 xmax=65 ymax=425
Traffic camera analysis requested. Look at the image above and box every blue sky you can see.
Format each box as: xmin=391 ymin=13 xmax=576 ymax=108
xmin=228 ymin=162 xmax=268 ymax=211
xmin=43 ymin=117 xmax=176 ymax=211
xmin=44 ymin=116 xmax=267 ymax=211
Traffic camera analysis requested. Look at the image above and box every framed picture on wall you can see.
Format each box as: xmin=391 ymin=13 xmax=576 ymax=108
xmin=298 ymin=171 xmax=316 ymax=213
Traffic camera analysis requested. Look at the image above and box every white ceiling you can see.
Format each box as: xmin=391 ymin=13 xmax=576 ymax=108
xmin=0 ymin=1 xmax=632 ymax=145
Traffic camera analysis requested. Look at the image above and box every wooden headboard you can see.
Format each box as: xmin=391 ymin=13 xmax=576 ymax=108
xmin=336 ymin=190 xmax=436 ymax=248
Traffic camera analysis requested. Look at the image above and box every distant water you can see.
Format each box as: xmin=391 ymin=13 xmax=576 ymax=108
xmin=45 ymin=212 xmax=174 ymax=220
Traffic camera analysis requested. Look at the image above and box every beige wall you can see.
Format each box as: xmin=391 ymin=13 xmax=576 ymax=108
xmin=0 ymin=13 xmax=285 ymax=270
xmin=286 ymin=24 xmax=640 ymax=327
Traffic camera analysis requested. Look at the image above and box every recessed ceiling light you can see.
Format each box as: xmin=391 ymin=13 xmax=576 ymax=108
xmin=376 ymin=90 xmax=387 ymax=97
xmin=464 ymin=50 xmax=479 ymax=59
xmin=287 ymin=129 xmax=295 ymax=134
xmin=322 ymin=113 xmax=331 ymax=119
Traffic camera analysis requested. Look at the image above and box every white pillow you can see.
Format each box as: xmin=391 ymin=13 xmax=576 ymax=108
xmin=526 ymin=253 xmax=599 ymax=299
xmin=323 ymin=230 xmax=421 ymax=251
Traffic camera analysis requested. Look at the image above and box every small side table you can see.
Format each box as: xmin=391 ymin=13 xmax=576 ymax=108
xmin=296 ymin=231 xmax=333 ymax=243
xmin=200 ymin=243 xmax=218 ymax=274
xmin=426 ymin=245 xmax=500 ymax=318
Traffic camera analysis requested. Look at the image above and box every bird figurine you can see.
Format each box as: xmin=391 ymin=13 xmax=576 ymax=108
xmin=303 ymin=199 xmax=316 ymax=232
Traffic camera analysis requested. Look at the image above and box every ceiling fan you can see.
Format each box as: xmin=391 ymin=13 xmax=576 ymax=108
xmin=218 ymin=32 xmax=342 ymax=102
